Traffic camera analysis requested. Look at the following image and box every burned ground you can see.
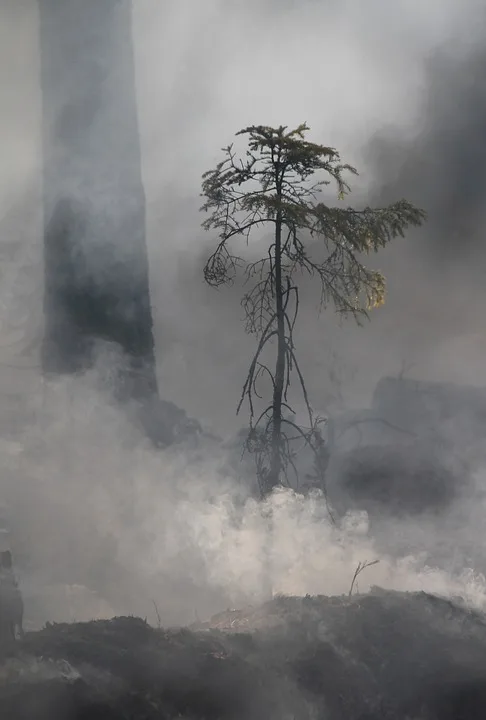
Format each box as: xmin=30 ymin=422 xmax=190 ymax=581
xmin=2 ymin=588 xmax=486 ymax=719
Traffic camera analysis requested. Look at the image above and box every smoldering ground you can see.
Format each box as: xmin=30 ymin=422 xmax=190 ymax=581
xmin=0 ymin=0 xmax=486 ymax=630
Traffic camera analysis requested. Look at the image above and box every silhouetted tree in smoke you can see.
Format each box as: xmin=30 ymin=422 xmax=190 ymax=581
xmin=201 ymin=123 xmax=425 ymax=496
xmin=39 ymin=0 xmax=158 ymax=402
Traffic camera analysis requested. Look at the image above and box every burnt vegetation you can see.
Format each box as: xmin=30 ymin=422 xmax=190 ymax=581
xmin=3 ymin=590 xmax=486 ymax=719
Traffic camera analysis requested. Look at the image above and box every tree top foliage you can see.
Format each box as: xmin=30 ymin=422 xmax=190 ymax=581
xmin=201 ymin=123 xmax=426 ymax=320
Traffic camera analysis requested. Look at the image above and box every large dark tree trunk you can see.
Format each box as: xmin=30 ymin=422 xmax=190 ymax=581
xmin=39 ymin=0 xmax=158 ymax=401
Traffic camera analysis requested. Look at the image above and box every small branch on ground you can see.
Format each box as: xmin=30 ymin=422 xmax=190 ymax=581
xmin=152 ymin=600 xmax=162 ymax=629
xmin=349 ymin=559 xmax=380 ymax=597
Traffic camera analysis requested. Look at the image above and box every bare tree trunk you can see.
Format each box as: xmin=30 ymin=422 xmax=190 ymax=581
xmin=39 ymin=0 xmax=158 ymax=401
xmin=269 ymin=199 xmax=285 ymax=491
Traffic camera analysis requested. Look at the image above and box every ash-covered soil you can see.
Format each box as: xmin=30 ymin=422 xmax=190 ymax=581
xmin=2 ymin=588 xmax=486 ymax=719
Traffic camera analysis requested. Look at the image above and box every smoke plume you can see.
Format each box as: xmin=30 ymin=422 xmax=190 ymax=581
xmin=0 ymin=0 xmax=486 ymax=628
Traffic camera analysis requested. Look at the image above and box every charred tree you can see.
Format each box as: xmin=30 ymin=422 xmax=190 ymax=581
xmin=201 ymin=124 xmax=425 ymax=495
xmin=39 ymin=0 xmax=158 ymax=401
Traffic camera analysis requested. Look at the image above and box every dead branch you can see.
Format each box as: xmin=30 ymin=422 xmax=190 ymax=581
xmin=349 ymin=560 xmax=380 ymax=597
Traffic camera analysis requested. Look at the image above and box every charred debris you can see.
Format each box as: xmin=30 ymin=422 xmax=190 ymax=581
xmin=1 ymin=588 xmax=486 ymax=719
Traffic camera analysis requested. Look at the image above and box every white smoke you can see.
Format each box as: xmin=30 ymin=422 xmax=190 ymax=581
xmin=0 ymin=1 xmax=486 ymax=630
xmin=0 ymin=365 xmax=483 ymax=629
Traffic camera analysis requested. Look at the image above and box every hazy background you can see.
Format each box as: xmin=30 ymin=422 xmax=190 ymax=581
xmin=0 ymin=0 xmax=486 ymax=627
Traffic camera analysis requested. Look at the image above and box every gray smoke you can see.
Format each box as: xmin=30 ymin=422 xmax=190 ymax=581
xmin=1 ymin=1 xmax=486 ymax=628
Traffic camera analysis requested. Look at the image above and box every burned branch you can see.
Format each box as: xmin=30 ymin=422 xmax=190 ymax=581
xmin=349 ymin=560 xmax=380 ymax=597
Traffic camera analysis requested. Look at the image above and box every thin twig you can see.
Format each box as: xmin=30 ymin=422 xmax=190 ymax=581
xmin=349 ymin=560 xmax=380 ymax=597
xmin=152 ymin=600 xmax=162 ymax=629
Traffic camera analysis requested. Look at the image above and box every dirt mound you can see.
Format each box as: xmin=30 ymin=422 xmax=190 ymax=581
xmin=2 ymin=589 xmax=486 ymax=719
